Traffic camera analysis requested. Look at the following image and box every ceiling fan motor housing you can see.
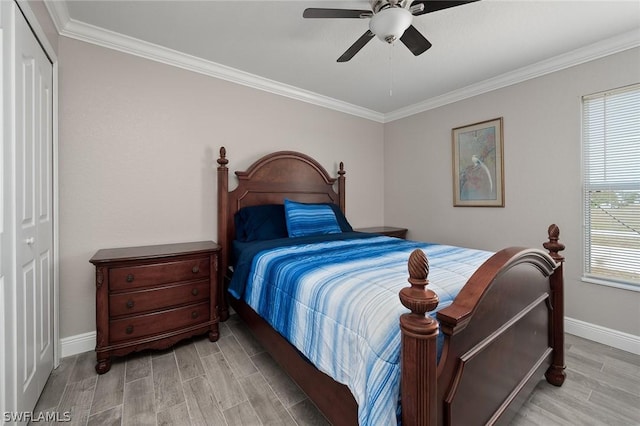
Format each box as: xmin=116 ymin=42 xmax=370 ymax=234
xmin=369 ymin=7 xmax=413 ymax=43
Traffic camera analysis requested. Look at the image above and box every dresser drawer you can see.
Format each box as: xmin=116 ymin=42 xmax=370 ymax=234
xmin=110 ymin=301 xmax=210 ymax=343
xmin=109 ymin=279 xmax=209 ymax=317
xmin=110 ymin=257 xmax=210 ymax=291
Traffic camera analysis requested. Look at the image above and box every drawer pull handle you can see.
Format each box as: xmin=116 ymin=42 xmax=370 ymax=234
xmin=125 ymin=325 xmax=134 ymax=334
xmin=191 ymin=288 xmax=199 ymax=296
xmin=126 ymin=274 xmax=134 ymax=283
xmin=126 ymin=300 xmax=135 ymax=309
xmin=192 ymin=266 xmax=200 ymax=274
xmin=191 ymin=311 xmax=199 ymax=319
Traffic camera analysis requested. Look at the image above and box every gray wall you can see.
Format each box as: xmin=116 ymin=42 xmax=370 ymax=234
xmin=58 ymin=37 xmax=384 ymax=338
xmin=384 ymin=47 xmax=640 ymax=336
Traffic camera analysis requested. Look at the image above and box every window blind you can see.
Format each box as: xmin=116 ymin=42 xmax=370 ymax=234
xmin=583 ymin=83 xmax=640 ymax=286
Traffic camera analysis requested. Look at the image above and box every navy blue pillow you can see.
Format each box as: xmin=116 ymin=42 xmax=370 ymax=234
xmin=234 ymin=204 xmax=288 ymax=242
xmin=284 ymin=199 xmax=342 ymax=238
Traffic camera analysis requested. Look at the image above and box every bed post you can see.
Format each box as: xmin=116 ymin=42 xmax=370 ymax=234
xmin=217 ymin=147 xmax=230 ymax=321
xmin=543 ymin=224 xmax=566 ymax=386
xmin=338 ymin=161 xmax=346 ymax=213
xmin=399 ymin=249 xmax=439 ymax=426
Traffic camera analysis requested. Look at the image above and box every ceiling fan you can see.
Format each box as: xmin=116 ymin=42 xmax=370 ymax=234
xmin=303 ymin=0 xmax=479 ymax=62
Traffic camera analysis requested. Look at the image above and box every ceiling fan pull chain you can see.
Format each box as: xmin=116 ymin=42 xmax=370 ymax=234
xmin=389 ymin=42 xmax=394 ymax=97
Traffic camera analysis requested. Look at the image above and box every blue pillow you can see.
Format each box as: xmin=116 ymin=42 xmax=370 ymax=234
xmin=284 ymin=199 xmax=342 ymax=238
xmin=234 ymin=204 xmax=288 ymax=242
xmin=327 ymin=203 xmax=353 ymax=232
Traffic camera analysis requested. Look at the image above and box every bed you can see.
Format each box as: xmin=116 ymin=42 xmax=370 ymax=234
xmin=215 ymin=147 xmax=566 ymax=425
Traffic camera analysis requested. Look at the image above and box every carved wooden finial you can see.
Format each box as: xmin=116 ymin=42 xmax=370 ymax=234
xmin=399 ymin=250 xmax=438 ymax=316
xmin=217 ymin=147 xmax=228 ymax=167
xmin=544 ymin=223 xmax=565 ymax=262
xmin=338 ymin=161 xmax=345 ymax=177
xmin=408 ymin=249 xmax=429 ymax=284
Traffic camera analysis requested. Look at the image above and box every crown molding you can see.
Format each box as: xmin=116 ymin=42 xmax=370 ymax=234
xmin=44 ymin=1 xmax=638 ymax=124
xmin=43 ymin=0 xmax=69 ymax=34
xmin=384 ymin=29 xmax=640 ymax=122
xmin=44 ymin=2 xmax=385 ymax=123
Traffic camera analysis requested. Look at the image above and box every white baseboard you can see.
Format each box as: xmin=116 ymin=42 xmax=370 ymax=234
xmin=58 ymin=317 xmax=640 ymax=359
xmin=565 ymin=317 xmax=640 ymax=355
xmin=60 ymin=331 xmax=96 ymax=358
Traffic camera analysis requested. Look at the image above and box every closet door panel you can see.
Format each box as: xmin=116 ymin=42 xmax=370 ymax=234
xmin=13 ymin=2 xmax=54 ymax=412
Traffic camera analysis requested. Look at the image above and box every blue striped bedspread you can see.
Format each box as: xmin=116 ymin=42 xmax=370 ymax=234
xmin=233 ymin=234 xmax=493 ymax=425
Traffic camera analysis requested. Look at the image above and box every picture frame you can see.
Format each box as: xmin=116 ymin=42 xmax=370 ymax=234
xmin=452 ymin=117 xmax=504 ymax=207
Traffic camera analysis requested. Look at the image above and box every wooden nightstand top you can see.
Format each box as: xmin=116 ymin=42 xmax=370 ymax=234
xmin=90 ymin=241 xmax=220 ymax=264
xmin=354 ymin=226 xmax=408 ymax=239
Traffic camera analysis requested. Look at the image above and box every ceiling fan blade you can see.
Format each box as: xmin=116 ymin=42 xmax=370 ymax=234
xmin=400 ymin=25 xmax=432 ymax=56
xmin=337 ymin=30 xmax=375 ymax=62
xmin=411 ymin=0 xmax=479 ymax=16
xmin=303 ymin=8 xmax=372 ymax=19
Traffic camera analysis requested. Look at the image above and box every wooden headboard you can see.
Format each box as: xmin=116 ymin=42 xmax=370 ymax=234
xmin=216 ymin=147 xmax=346 ymax=319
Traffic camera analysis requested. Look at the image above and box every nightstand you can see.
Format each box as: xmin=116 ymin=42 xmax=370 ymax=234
xmin=355 ymin=226 xmax=408 ymax=239
xmin=90 ymin=241 xmax=221 ymax=374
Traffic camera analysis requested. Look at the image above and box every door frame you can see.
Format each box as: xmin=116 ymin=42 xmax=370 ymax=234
xmin=1 ymin=1 xmax=60 ymax=418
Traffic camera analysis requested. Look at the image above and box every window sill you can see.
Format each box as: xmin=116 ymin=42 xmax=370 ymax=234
xmin=581 ymin=276 xmax=640 ymax=293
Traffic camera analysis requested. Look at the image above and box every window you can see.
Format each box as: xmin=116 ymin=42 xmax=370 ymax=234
xmin=583 ymin=83 xmax=640 ymax=288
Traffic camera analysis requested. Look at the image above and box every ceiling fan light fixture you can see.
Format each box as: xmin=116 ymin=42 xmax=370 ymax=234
xmin=369 ymin=7 xmax=412 ymax=43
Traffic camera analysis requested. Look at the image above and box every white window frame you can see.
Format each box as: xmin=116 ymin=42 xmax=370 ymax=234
xmin=582 ymin=83 xmax=640 ymax=292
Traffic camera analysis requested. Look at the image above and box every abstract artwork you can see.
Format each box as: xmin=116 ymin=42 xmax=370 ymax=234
xmin=452 ymin=118 xmax=504 ymax=207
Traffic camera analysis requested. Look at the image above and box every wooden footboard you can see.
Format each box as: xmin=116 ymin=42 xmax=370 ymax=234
xmin=400 ymin=225 xmax=566 ymax=426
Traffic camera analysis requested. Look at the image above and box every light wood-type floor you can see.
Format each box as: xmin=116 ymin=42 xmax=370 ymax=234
xmin=34 ymin=315 xmax=640 ymax=425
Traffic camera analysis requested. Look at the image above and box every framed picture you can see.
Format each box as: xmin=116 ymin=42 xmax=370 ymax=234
xmin=452 ymin=117 xmax=504 ymax=207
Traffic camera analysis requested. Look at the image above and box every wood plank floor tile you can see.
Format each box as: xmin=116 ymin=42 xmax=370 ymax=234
xmin=602 ymin=354 xmax=640 ymax=379
xmin=528 ymin=386 xmax=635 ymax=426
xmin=250 ymin=352 xmax=305 ymax=408
xmin=66 ymin=409 xmax=90 ymax=426
xmin=511 ymin=401 xmax=569 ymax=426
xmin=57 ymin=376 xmax=97 ymax=422
xmin=605 ymin=346 xmax=640 ymax=366
xmin=566 ymin=345 xmax=606 ymax=370
xmin=567 ymin=355 xmax=640 ymax=397
xmin=68 ymin=351 xmax=97 ymax=383
xmin=194 ymin=335 xmax=221 ymax=358
xmin=152 ymin=353 xmax=186 ymax=409
xmin=588 ymin=388 xmax=640 ymax=424
xmin=125 ymin=351 xmax=152 ymax=383
xmin=223 ymin=401 xmax=261 ymax=426
xmin=175 ymin=342 xmax=205 ymax=382
xmin=239 ymin=372 xmax=296 ymax=425
xmin=217 ymin=334 xmax=258 ymax=379
xmin=183 ymin=375 xmax=226 ymax=426
xmin=227 ymin=315 xmax=265 ymax=357
xmin=157 ymin=401 xmax=190 ymax=426
xmin=122 ymin=377 xmax=156 ymax=425
xmin=201 ymin=352 xmax=247 ymax=411
xmin=87 ymin=405 xmax=122 ymax=426
xmin=90 ymin=360 xmax=125 ymax=415
xmin=34 ymin=355 xmax=77 ymax=412
xmin=219 ymin=322 xmax=232 ymax=339
xmin=288 ymin=399 xmax=330 ymax=426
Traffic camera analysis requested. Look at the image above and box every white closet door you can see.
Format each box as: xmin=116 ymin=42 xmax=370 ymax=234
xmin=13 ymin=2 xmax=54 ymax=412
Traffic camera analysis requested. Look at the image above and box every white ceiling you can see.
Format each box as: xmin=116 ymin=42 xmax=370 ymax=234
xmin=47 ymin=0 xmax=640 ymax=122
